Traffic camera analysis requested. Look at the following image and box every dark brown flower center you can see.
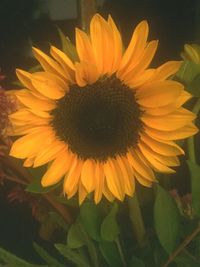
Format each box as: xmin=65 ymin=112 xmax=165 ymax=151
xmin=51 ymin=76 xmax=143 ymax=162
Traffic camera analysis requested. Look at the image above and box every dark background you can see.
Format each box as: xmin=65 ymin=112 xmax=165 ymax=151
xmin=0 ymin=0 xmax=199 ymax=263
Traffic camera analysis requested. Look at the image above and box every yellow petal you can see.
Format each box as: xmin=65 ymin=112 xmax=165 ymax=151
xmin=15 ymin=89 xmax=55 ymax=111
xmin=75 ymin=61 xmax=99 ymax=87
xmin=41 ymin=150 xmax=73 ymax=187
xmin=153 ymin=61 xmax=182 ymax=81
xmin=137 ymin=144 xmax=176 ymax=173
xmin=141 ymin=133 xmax=184 ymax=156
xmin=34 ymin=140 xmax=66 ymax=167
xmin=75 ymin=28 xmax=96 ymax=65
xmin=117 ymin=156 xmax=135 ymax=196
xmin=50 ymin=45 xmax=75 ymax=70
xmin=9 ymin=109 xmax=50 ymax=128
xmin=50 ymin=46 xmax=75 ymax=83
xmin=9 ymin=125 xmax=39 ymax=136
xmin=103 ymin=159 xmax=125 ymax=201
xmin=23 ymin=157 xmax=35 ymax=167
xmin=142 ymin=108 xmax=196 ymax=131
xmin=31 ymin=72 xmax=66 ymax=99
xmin=118 ymin=20 xmax=149 ymax=75
xmin=78 ymin=182 xmax=88 ymax=205
xmin=107 ymin=15 xmax=123 ymax=73
xmin=16 ymin=69 xmax=36 ymax=91
xmin=81 ymin=160 xmax=95 ymax=193
xmin=137 ymin=80 xmax=183 ymax=108
xmin=134 ymin=170 xmax=153 ymax=187
xmin=32 ymin=47 xmax=67 ymax=79
xmin=145 ymin=90 xmax=192 ymax=116
xmin=121 ymin=40 xmax=158 ymax=82
xmin=127 ymin=150 xmax=155 ymax=181
xmin=94 ymin=162 xmax=104 ymax=204
xmin=139 ymin=141 xmax=180 ymax=167
xmin=145 ymin=123 xmax=198 ymax=140
xmin=127 ymin=69 xmax=155 ymax=88
xmin=90 ymin=14 xmax=114 ymax=74
xmin=10 ymin=127 xmax=54 ymax=159
xmin=64 ymin=157 xmax=83 ymax=198
xmin=103 ymin=183 xmax=115 ymax=202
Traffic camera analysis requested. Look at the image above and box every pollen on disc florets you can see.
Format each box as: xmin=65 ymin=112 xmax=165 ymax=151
xmin=51 ymin=76 xmax=143 ymax=162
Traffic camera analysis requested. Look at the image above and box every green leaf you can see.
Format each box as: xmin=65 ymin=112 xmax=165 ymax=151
xmin=187 ymin=160 xmax=200 ymax=217
xmin=76 ymin=223 xmax=99 ymax=267
xmin=55 ymin=196 xmax=78 ymax=206
xmin=176 ymin=60 xmax=200 ymax=84
xmin=153 ymin=242 xmax=168 ymax=267
xmin=67 ymin=224 xmax=85 ymax=249
xmin=25 ymin=178 xmax=59 ymax=194
xmin=80 ymin=202 xmax=102 ymax=241
xmin=101 ymin=202 xmax=119 ymax=241
xmin=128 ymin=256 xmax=145 ymax=267
xmin=33 ymin=243 xmax=65 ymax=267
xmin=57 ymin=28 xmax=79 ymax=62
xmin=187 ymin=74 xmax=200 ymax=97
xmin=26 ymin=165 xmax=59 ymax=194
xmin=99 ymin=241 xmax=122 ymax=267
xmin=154 ymin=185 xmax=181 ymax=253
xmin=0 ymin=247 xmax=47 ymax=267
xmin=55 ymin=244 xmax=90 ymax=267
xmin=175 ymin=252 xmax=200 ymax=267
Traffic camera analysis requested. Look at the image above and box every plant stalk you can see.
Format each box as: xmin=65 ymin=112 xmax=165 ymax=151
xmin=128 ymin=194 xmax=146 ymax=247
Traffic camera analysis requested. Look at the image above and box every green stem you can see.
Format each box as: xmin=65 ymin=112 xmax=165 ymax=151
xmin=187 ymin=137 xmax=196 ymax=163
xmin=187 ymin=97 xmax=200 ymax=163
xmin=115 ymin=237 xmax=127 ymax=267
xmin=79 ymin=0 xmax=96 ymax=31
xmin=128 ymin=194 xmax=146 ymax=247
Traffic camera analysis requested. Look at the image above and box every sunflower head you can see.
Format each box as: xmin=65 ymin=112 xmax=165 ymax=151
xmin=9 ymin=14 xmax=198 ymax=204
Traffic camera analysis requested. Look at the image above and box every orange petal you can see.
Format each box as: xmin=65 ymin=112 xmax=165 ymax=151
xmin=32 ymin=47 xmax=67 ymax=79
xmin=81 ymin=160 xmax=95 ymax=193
xmin=142 ymin=108 xmax=196 ymax=131
xmin=75 ymin=61 xmax=99 ymax=87
xmin=90 ymin=14 xmax=115 ymax=74
xmin=145 ymin=90 xmax=192 ymax=116
xmin=137 ymin=80 xmax=183 ymax=108
xmin=118 ymin=20 xmax=149 ymax=75
xmin=78 ymin=181 xmax=88 ymax=205
xmin=137 ymin=144 xmax=176 ymax=173
xmin=134 ymin=170 xmax=153 ymax=187
xmin=16 ymin=69 xmax=36 ymax=92
xmin=31 ymin=72 xmax=66 ymax=99
xmin=107 ymin=15 xmax=123 ymax=73
xmin=116 ymin=156 xmax=135 ymax=196
xmin=50 ymin=46 xmax=75 ymax=83
xmin=15 ymin=89 xmax=55 ymax=111
xmin=64 ymin=157 xmax=83 ymax=198
xmin=34 ymin=140 xmax=66 ymax=167
xmin=145 ymin=123 xmax=198 ymax=140
xmin=76 ymin=28 xmax=96 ymax=65
xmin=127 ymin=150 xmax=155 ymax=181
xmin=141 ymin=133 xmax=184 ymax=156
xmin=153 ymin=61 xmax=182 ymax=81
xmin=103 ymin=159 xmax=125 ymax=201
xmin=10 ymin=127 xmax=54 ymax=159
xmin=41 ymin=150 xmax=73 ymax=187
xmin=94 ymin=162 xmax=104 ymax=204
xmin=121 ymin=40 xmax=158 ymax=82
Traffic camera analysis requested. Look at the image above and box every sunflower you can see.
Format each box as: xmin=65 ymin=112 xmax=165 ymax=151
xmin=9 ymin=14 xmax=198 ymax=204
